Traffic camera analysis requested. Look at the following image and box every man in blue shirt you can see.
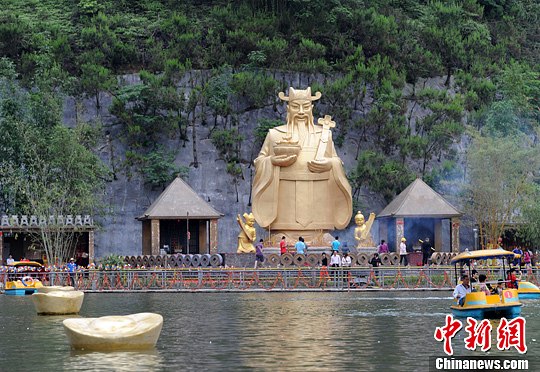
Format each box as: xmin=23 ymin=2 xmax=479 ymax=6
xmin=331 ymin=236 xmax=341 ymax=252
xmin=67 ymin=258 xmax=77 ymax=288
xmin=295 ymin=237 xmax=306 ymax=254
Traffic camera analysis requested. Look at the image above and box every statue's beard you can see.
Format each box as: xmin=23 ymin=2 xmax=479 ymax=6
xmin=286 ymin=112 xmax=314 ymax=132
xmin=284 ymin=112 xmax=315 ymax=146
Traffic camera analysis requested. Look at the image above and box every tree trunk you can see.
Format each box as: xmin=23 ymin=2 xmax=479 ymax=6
xmin=191 ymin=109 xmax=199 ymax=168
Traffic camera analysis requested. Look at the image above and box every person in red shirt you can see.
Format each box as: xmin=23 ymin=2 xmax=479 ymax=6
xmin=279 ymin=236 xmax=287 ymax=255
xmin=506 ymin=268 xmax=518 ymax=289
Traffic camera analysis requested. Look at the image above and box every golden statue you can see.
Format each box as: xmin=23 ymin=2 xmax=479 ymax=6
xmin=252 ymin=87 xmax=352 ymax=245
xmin=237 ymin=213 xmax=256 ymax=253
xmin=354 ymin=211 xmax=375 ymax=248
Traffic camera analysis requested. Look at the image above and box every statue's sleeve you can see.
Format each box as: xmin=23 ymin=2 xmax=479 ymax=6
xmin=326 ymin=130 xmax=353 ymax=229
xmin=252 ymin=132 xmax=279 ymax=227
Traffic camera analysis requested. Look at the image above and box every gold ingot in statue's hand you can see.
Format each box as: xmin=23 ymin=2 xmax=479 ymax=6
xmin=273 ymin=143 xmax=301 ymax=157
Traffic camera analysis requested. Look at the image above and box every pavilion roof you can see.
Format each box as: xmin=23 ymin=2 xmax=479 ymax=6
xmin=138 ymin=177 xmax=222 ymax=220
xmin=378 ymin=178 xmax=461 ymax=218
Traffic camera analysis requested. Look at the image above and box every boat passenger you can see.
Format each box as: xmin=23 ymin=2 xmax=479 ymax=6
xmin=477 ymin=274 xmax=491 ymax=296
xmin=453 ymin=275 xmax=471 ymax=306
xmin=470 ymin=269 xmax=479 ymax=283
xmin=506 ymin=268 xmax=518 ymax=289
xmin=491 ymin=279 xmax=504 ymax=295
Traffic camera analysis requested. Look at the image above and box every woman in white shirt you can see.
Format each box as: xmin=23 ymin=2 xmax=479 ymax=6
xmin=341 ymin=253 xmax=352 ymax=267
xmin=399 ymin=237 xmax=408 ymax=266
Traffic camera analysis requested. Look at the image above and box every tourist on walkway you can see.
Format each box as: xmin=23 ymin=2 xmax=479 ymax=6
xmin=67 ymin=258 xmax=77 ymax=288
xmin=330 ymin=250 xmax=341 ymax=282
xmin=330 ymin=251 xmax=341 ymax=267
xmin=341 ymin=253 xmax=352 ymax=267
xmin=254 ymin=239 xmax=265 ymax=269
xmin=421 ymin=237 xmax=433 ymax=266
xmin=377 ymin=240 xmax=389 ymax=254
xmin=523 ymin=249 xmax=532 ymax=271
xmin=279 ymin=236 xmax=287 ymax=255
xmin=369 ymin=253 xmax=381 ymax=278
xmin=295 ymin=237 xmax=306 ymax=255
xmin=320 ymin=252 xmax=328 ymax=267
xmin=512 ymin=246 xmax=523 ymax=267
xmin=453 ymin=275 xmax=471 ymax=306
xmin=399 ymin=237 xmax=408 ymax=266
xmin=331 ymin=236 xmax=341 ymax=252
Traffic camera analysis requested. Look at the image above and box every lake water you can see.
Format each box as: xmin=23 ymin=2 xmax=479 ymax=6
xmin=0 ymin=291 xmax=538 ymax=371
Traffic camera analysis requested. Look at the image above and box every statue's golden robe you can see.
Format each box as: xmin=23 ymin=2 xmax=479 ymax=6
xmin=252 ymin=124 xmax=352 ymax=235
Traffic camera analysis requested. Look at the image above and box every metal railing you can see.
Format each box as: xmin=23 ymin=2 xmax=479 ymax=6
xmin=3 ymin=267 xmax=538 ymax=292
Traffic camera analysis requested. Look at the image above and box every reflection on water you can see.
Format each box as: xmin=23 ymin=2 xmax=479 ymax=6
xmin=68 ymin=350 xmax=164 ymax=371
xmin=0 ymin=292 xmax=538 ymax=371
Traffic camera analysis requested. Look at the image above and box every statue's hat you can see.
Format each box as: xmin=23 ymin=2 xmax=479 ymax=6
xmin=278 ymin=87 xmax=321 ymax=102
xmin=243 ymin=212 xmax=255 ymax=222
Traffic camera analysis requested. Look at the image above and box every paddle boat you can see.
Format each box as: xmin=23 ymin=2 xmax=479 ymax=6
xmin=518 ymin=281 xmax=540 ymax=299
xmin=63 ymin=313 xmax=163 ymax=350
xmin=4 ymin=261 xmax=44 ymax=295
xmin=450 ymin=249 xmax=522 ymax=319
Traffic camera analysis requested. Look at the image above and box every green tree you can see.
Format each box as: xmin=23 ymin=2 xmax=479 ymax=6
xmin=419 ymin=1 xmax=492 ymax=85
xmin=0 ymin=68 xmax=107 ymax=264
xmin=142 ymin=149 xmax=189 ymax=190
xmin=211 ymin=128 xmax=245 ymax=202
xmin=351 ymin=150 xmax=415 ymax=202
xmin=465 ymin=135 xmax=540 ymax=247
xmin=409 ymin=88 xmax=464 ymax=175
xmin=79 ymin=62 xmax=117 ymax=110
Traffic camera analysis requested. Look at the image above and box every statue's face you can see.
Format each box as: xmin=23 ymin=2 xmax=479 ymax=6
xmin=355 ymin=215 xmax=365 ymax=225
xmin=246 ymin=219 xmax=255 ymax=227
xmin=289 ymin=99 xmax=313 ymax=125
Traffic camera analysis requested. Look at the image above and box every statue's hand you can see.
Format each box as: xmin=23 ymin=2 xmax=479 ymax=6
xmin=271 ymin=154 xmax=297 ymax=167
xmin=308 ymin=159 xmax=332 ymax=173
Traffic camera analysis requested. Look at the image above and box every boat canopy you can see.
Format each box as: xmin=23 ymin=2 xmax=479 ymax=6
xmin=7 ymin=261 xmax=43 ymax=268
xmin=451 ymin=249 xmax=515 ymax=265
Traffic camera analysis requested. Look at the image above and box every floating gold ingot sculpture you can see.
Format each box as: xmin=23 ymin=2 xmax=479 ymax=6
xmin=63 ymin=313 xmax=163 ymax=350
xmin=252 ymin=87 xmax=352 ymax=244
xmin=32 ymin=290 xmax=84 ymax=315
xmin=354 ymin=211 xmax=375 ymax=248
xmin=237 ymin=212 xmax=256 ymax=253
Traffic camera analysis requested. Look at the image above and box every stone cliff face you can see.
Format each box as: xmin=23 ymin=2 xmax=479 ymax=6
xmin=61 ymin=72 xmax=468 ymax=258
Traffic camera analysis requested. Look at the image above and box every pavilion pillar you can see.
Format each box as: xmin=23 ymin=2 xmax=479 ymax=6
xmin=451 ymin=217 xmax=460 ymax=253
xmin=209 ymin=219 xmax=218 ymax=254
xmin=395 ymin=217 xmax=404 ymax=250
xmin=434 ymin=219 xmax=442 ymax=252
xmin=88 ymin=230 xmax=95 ymax=264
xmin=198 ymin=220 xmax=207 ymax=254
xmin=151 ymin=219 xmax=160 ymax=255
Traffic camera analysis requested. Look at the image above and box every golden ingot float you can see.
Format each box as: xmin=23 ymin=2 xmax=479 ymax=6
xmin=36 ymin=285 xmax=75 ymax=293
xmin=32 ymin=290 xmax=84 ymax=315
xmin=63 ymin=313 xmax=163 ymax=350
